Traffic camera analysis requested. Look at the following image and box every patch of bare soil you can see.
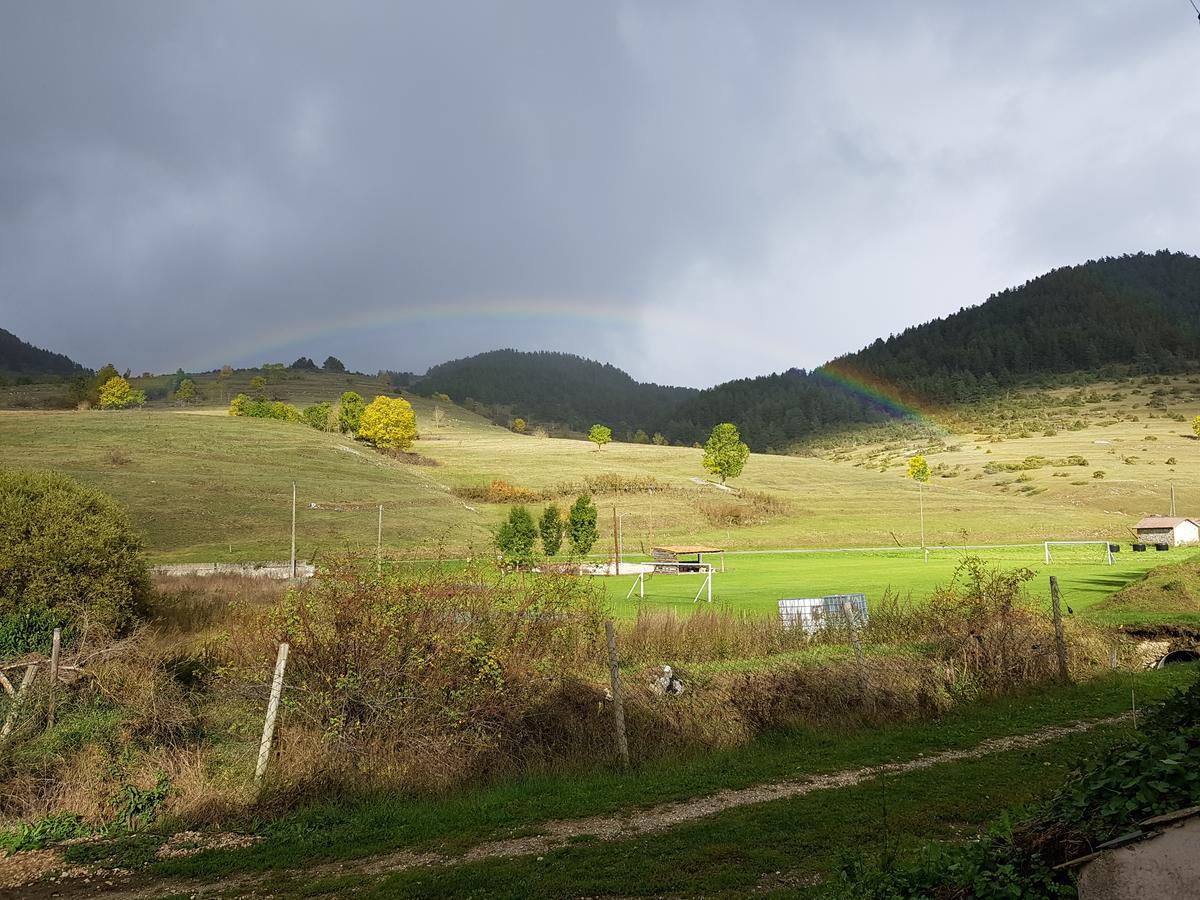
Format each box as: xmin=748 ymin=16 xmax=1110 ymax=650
xmin=0 ymin=714 xmax=1125 ymax=900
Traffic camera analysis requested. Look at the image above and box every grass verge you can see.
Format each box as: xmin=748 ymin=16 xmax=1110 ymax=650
xmin=137 ymin=666 xmax=1194 ymax=882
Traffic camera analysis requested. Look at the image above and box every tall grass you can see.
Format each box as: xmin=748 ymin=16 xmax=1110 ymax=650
xmin=0 ymin=557 xmax=1114 ymax=833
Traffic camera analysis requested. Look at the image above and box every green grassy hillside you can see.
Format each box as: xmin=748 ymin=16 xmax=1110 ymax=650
xmin=1 ymin=373 xmax=1196 ymax=573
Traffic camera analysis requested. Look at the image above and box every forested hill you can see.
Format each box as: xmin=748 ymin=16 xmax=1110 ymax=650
xmin=414 ymin=349 xmax=697 ymax=435
xmin=655 ymin=251 xmax=1200 ymax=450
xmin=0 ymin=327 xmax=88 ymax=378
xmin=827 ymin=250 xmax=1200 ymax=404
xmin=654 ymin=370 xmax=890 ymax=452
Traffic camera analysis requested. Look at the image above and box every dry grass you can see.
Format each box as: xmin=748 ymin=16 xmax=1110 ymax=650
xmin=0 ymin=559 xmax=1120 ymax=831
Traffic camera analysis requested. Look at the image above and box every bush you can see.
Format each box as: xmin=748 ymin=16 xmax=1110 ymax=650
xmin=453 ymin=479 xmax=545 ymax=504
xmin=338 ymin=391 xmax=366 ymax=435
xmin=302 ymin=401 xmax=333 ymax=431
xmin=98 ymin=376 xmax=146 ymax=410
xmin=357 ymin=395 xmax=417 ymax=450
xmin=228 ymin=395 xmax=303 ymax=422
xmin=231 ymin=559 xmax=603 ymax=787
xmin=0 ymin=470 xmax=149 ymax=653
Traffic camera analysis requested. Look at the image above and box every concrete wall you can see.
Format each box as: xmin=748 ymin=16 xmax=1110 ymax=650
xmin=151 ymin=562 xmax=315 ymax=579
xmin=1077 ymin=817 xmax=1200 ymax=899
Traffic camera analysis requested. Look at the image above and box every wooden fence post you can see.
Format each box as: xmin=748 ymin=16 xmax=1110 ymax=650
xmin=604 ymin=621 xmax=630 ymax=768
xmin=1049 ymin=576 xmax=1070 ymax=681
xmin=255 ymin=642 xmax=290 ymax=786
xmin=1 ymin=664 xmax=38 ymax=743
xmin=47 ymin=628 xmax=61 ymax=730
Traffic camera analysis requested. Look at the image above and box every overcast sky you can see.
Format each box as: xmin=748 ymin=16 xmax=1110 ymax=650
xmin=2 ymin=2 xmax=1199 ymax=387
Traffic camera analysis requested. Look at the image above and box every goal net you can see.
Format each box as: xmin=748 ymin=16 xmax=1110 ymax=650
xmin=1044 ymin=541 xmax=1113 ymax=565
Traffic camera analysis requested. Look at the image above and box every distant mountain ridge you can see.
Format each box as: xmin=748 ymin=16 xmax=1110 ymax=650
xmin=827 ymin=250 xmax=1200 ymax=406
xmin=656 ymin=250 xmax=1200 ymax=449
xmin=0 ymin=327 xmax=88 ymax=378
xmin=413 ymin=349 xmax=697 ymax=435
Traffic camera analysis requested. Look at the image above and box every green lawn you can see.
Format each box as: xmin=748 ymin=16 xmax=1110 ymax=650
xmin=599 ymin=545 xmax=1200 ymax=621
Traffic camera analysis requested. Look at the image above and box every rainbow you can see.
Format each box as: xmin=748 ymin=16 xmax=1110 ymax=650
xmin=185 ymin=300 xmax=948 ymax=433
xmin=183 ymin=299 xmax=679 ymax=372
xmin=814 ymin=363 xmax=947 ymax=431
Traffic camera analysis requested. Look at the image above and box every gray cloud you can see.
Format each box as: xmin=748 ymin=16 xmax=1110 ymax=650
xmin=2 ymin=1 xmax=1199 ymax=387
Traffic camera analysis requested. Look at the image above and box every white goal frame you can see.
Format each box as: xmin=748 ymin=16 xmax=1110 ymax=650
xmin=1044 ymin=541 xmax=1113 ymax=565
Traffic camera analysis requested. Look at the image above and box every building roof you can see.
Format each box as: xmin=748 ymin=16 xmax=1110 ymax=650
xmin=652 ymin=545 xmax=725 ymax=555
xmin=1136 ymin=516 xmax=1199 ymax=530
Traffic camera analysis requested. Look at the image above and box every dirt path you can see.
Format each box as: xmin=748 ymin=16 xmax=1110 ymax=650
xmin=3 ymin=714 xmax=1126 ymax=899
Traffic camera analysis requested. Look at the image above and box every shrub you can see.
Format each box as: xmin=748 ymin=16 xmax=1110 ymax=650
xmin=0 ymin=470 xmax=149 ymax=653
xmin=453 ymin=479 xmax=544 ymax=503
xmin=231 ymin=560 xmax=603 ymax=786
xmin=98 ymin=376 xmax=146 ymax=410
xmin=581 ymin=473 xmax=663 ymax=495
xmin=302 ymin=401 xmax=333 ymax=431
xmin=338 ymin=391 xmax=366 ymax=435
xmin=357 ymin=396 xmax=418 ymax=450
xmin=228 ymin=395 xmax=303 ymax=422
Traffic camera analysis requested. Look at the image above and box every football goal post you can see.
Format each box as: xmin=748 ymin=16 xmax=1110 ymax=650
xmin=1044 ymin=541 xmax=1113 ymax=565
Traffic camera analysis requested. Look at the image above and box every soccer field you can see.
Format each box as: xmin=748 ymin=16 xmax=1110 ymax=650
xmin=601 ymin=544 xmax=1200 ymax=620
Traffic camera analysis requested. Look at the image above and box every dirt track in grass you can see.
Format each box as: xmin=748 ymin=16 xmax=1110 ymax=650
xmin=1 ymin=713 xmax=1125 ymax=899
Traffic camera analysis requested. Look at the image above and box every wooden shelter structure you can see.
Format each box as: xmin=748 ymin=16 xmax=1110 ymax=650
xmin=1134 ymin=516 xmax=1199 ymax=548
xmin=650 ymin=545 xmax=725 ymax=573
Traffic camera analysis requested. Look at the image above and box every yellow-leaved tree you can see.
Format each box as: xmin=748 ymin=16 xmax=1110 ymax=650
xmin=98 ymin=376 xmax=146 ymax=410
xmin=357 ymin=395 xmax=418 ymax=450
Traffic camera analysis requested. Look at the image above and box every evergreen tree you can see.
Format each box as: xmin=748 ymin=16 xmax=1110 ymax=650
xmin=495 ymin=505 xmax=538 ymax=569
xmin=539 ymin=504 xmax=564 ymax=556
xmin=567 ymin=495 xmax=598 ymax=556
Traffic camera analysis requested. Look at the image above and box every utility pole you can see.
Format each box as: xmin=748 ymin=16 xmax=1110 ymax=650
xmin=290 ymin=482 xmax=297 ymax=578
xmin=918 ymin=481 xmax=926 ymax=555
xmin=1171 ymin=482 xmax=1176 ymax=517
xmin=612 ymin=507 xmax=621 ymax=576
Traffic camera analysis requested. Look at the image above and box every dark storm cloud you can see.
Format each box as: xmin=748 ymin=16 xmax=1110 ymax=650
xmin=2 ymin=2 xmax=1199 ymax=386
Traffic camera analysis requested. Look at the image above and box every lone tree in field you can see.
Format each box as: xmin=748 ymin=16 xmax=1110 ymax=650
xmin=539 ymin=504 xmax=564 ymax=556
xmin=0 ymin=470 xmax=150 ymax=654
xmin=495 ymin=505 xmax=538 ymax=569
xmin=248 ymin=374 xmax=268 ymax=399
xmin=98 ymin=376 xmax=146 ymax=410
xmin=567 ymin=495 xmax=598 ymax=556
xmin=338 ymin=391 xmax=366 ymax=435
xmin=512 ymin=417 xmax=527 ymax=434
xmin=588 ymin=424 xmax=612 ymax=451
xmin=907 ymin=454 xmax=931 ymax=549
xmin=357 ymin=395 xmax=418 ymax=450
xmin=703 ymin=423 xmax=750 ymax=484
xmin=175 ymin=378 xmax=198 ymax=405
xmin=323 ymin=355 xmax=346 ymax=373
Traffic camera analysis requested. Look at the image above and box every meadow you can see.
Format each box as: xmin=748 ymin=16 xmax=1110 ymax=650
xmin=600 ymin=545 xmax=1200 ymax=625
xmin=1 ymin=370 xmax=1197 ymax=625
xmin=3 ymin=371 xmax=1200 ymax=896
